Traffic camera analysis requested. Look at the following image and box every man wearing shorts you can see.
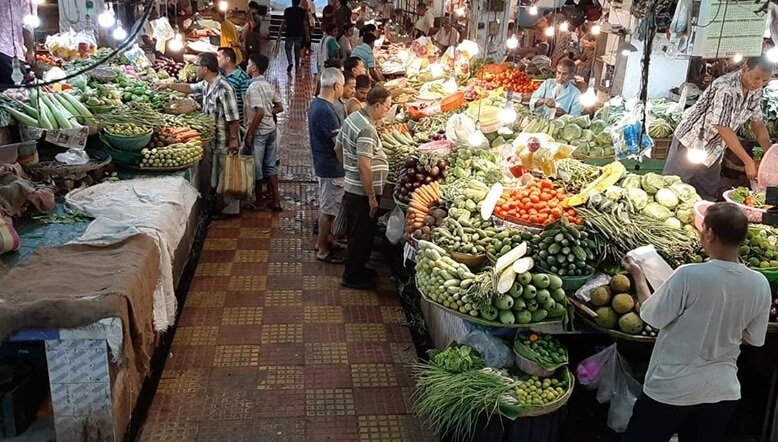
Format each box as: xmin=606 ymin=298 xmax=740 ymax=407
xmin=245 ymin=53 xmax=284 ymax=211
xmin=309 ymin=68 xmax=346 ymax=263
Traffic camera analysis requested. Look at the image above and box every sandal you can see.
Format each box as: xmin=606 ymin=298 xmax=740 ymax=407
xmin=316 ymin=253 xmax=345 ymax=264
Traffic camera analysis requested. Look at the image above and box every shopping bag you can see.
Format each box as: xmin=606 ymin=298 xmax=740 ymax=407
xmin=270 ymin=39 xmax=280 ymax=58
xmin=332 ymin=201 xmax=348 ymax=237
xmin=216 ymin=153 xmax=255 ymax=198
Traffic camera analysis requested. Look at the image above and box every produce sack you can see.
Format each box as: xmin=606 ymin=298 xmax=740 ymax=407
xmin=216 ymin=153 xmax=255 ymax=198
xmin=461 ymin=330 xmax=514 ymax=368
xmin=0 ymin=216 xmax=20 ymax=255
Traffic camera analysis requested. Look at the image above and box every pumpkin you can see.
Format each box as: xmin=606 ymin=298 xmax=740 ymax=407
xmin=440 ymin=91 xmax=465 ymax=112
xmin=476 ymin=64 xmax=508 ymax=79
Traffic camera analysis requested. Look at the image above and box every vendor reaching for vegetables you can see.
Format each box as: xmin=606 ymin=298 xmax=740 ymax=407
xmin=664 ymin=55 xmax=774 ymax=201
xmin=529 ymin=59 xmax=582 ymax=119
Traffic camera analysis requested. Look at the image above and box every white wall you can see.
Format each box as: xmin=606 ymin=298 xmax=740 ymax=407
xmin=621 ymin=38 xmax=690 ymax=100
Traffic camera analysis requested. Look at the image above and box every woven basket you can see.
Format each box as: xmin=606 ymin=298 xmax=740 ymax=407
xmin=517 ymin=368 xmax=574 ymax=417
xmin=514 ymin=350 xmax=557 ymax=377
xmin=450 ymin=252 xmax=487 ymax=269
xmin=88 ymin=68 xmax=118 ymax=83
xmin=163 ymin=98 xmax=199 ymax=115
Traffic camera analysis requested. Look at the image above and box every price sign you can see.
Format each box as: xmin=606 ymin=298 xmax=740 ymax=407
xmin=692 ymin=0 xmax=766 ymax=59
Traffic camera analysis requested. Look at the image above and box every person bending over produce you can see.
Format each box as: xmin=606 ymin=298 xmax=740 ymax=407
xmin=335 ymin=86 xmax=392 ymax=289
xmin=158 ymin=53 xmax=242 ymax=219
xmin=664 ymin=55 xmax=774 ymax=202
xmin=620 ymin=202 xmax=770 ymax=442
xmin=529 ymin=58 xmax=582 ymax=118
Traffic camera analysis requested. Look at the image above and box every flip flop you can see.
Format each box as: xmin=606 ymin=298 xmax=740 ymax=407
xmin=317 ymin=253 xmax=345 ymax=264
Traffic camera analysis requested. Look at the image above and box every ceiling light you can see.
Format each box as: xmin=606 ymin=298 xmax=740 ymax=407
xmin=580 ymin=85 xmax=597 ymax=107
xmin=733 ymin=53 xmax=743 ymax=63
xmin=98 ymin=4 xmax=115 ymax=28
xmin=591 ymin=24 xmax=601 ymax=35
xmin=23 ymin=13 xmax=40 ymax=28
xmin=529 ymin=5 xmax=538 ymax=15
xmin=559 ymin=21 xmax=569 ymax=32
xmin=112 ymin=20 xmax=127 ymax=40
xmin=619 ymin=42 xmax=638 ymax=56
xmin=506 ymin=35 xmax=518 ymax=49
xmin=768 ymin=46 xmax=778 ymax=63
xmin=687 ymin=130 xmax=707 ymax=165
xmin=544 ymin=26 xmax=554 ymax=37
xmin=499 ymin=101 xmax=517 ymax=124
xmin=168 ymin=34 xmax=183 ymax=51
xmin=218 ymin=0 xmax=228 ymax=11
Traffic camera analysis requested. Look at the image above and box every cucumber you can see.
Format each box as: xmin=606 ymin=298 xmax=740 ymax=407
xmin=2 ymin=106 xmax=39 ymax=127
xmin=572 ymin=246 xmax=587 ymax=261
xmin=548 ymin=243 xmax=561 ymax=254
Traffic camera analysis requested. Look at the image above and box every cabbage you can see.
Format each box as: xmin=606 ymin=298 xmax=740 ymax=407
xmin=604 ymin=186 xmax=625 ymax=201
xmin=583 ymin=129 xmax=594 ymax=142
xmin=621 ymin=174 xmax=642 ymax=189
xmin=655 ymin=188 xmax=680 ymax=209
xmin=594 ymin=132 xmax=612 ymax=147
xmin=627 ymin=188 xmax=649 ymax=210
xmin=589 ymin=120 xmax=608 ymax=134
xmin=562 ymin=124 xmax=583 ymax=142
xmin=664 ymin=217 xmax=682 ymax=229
xmin=640 ymin=173 xmax=665 ymax=194
xmin=668 ymin=183 xmax=699 ymax=202
xmin=572 ymin=116 xmax=591 ymax=128
xmin=676 ymin=207 xmax=694 ymax=225
xmin=642 ymin=202 xmax=672 ymax=221
xmin=663 ymin=175 xmax=682 ymax=187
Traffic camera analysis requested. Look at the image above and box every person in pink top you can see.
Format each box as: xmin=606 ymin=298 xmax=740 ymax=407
xmin=0 ymin=0 xmax=35 ymax=86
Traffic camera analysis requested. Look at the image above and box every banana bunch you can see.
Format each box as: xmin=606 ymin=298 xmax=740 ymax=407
xmin=382 ymin=129 xmax=418 ymax=184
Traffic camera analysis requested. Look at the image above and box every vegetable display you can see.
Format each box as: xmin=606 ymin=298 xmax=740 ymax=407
xmin=138 ymin=139 xmax=204 ymax=169
xmin=729 ymin=187 xmax=767 ymax=208
xmin=393 ymin=154 xmax=448 ymax=205
xmin=514 ymin=332 xmax=568 ymax=369
xmin=584 ymin=275 xmax=658 ymax=337
xmin=493 ymin=179 xmax=581 ymax=226
xmin=405 ymin=182 xmax=444 ymax=242
xmin=2 ymin=89 xmax=94 ymax=130
xmin=381 ymin=125 xmax=417 ymax=183
xmin=741 ymin=225 xmax=778 ymax=269
xmin=530 ymin=219 xmax=597 ymax=277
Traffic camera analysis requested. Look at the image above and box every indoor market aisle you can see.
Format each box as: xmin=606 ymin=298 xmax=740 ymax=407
xmin=138 ymin=53 xmax=436 ymax=441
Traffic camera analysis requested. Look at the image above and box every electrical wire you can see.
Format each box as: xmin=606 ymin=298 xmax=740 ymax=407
xmin=0 ymin=0 xmax=157 ymax=90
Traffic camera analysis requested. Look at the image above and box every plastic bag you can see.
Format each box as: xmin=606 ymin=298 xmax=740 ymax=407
xmin=611 ymin=105 xmax=654 ymax=160
xmin=216 ymin=153 xmax=255 ymax=198
xmin=55 ymin=148 xmax=89 ymax=165
xmin=385 ymin=205 xmax=405 ymax=245
xmin=460 ymin=330 xmax=514 ymax=368
xmin=577 ymin=344 xmax=642 ymax=433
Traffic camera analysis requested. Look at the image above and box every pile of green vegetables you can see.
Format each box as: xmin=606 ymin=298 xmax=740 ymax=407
xmin=515 ymin=114 xmax=615 ymax=159
xmin=444 ymin=147 xmax=504 ymax=185
xmin=741 ymin=225 xmax=778 ymax=269
xmin=514 ymin=332 xmax=568 ymax=369
xmin=530 ymin=219 xmax=598 ymax=278
xmin=740 ymin=80 xmax=778 ymax=140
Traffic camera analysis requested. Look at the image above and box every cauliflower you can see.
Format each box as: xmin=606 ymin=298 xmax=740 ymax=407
xmin=655 ymin=188 xmax=680 ymax=209
xmin=668 ymin=183 xmax=700 ymax=202
xmin=604 ymin=186 xmax=625 ymax=201
xmin=676 ymin=207 xmax=694 ymax=225
xmin=663 ymin=175 xmax=682 ymax=187
xmin=664 ymin=217 xmax=682 ymax=229
xmin=621 ymin=174 xmax=642 ymax=189
xmin=627 ymin=188 xmax=649 ymax=210
xmin=642 ymin=202 xmax=673 ymax=221
xmin=640 ymin=173 xmax=665 ymax=195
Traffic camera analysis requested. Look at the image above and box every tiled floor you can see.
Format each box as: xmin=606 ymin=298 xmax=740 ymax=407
xmin=139 ymin=50 xmax=435 ymax=441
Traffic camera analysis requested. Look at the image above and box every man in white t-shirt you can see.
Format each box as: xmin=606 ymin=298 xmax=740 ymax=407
xmin=414 ymin=1 xmax=435 ymax=36
xmin=621 ymin=202 xmax=771 ymax=442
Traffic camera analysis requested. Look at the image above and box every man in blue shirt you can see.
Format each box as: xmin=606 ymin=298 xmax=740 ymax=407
xmin=309 ymin=68 xmax=346 ymax=263
xmin=217 ymin=47 xmax=251 ymax=122
xmin=529 ymin=58 xmax=582 ymax=118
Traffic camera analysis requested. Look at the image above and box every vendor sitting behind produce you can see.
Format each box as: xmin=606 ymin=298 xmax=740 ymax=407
xmin=664 ymin=55 xmax=774 ymax=202
xmin=529 ymin=58 xmax=582 ymax=118
xmin=433 ymin=18 xmax=459 ymax=53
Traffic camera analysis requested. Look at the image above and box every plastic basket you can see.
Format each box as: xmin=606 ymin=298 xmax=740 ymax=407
xmin=560 ymin=274 xmax=593 ymax=291
xmin=758 ymin=143 xmax=778 ymax=188
xmin=693 ymin=201 xmax=714 ymax=232
xmin=722 ymin=189 xmax=766 ymax=223
xmin=103 ymin=128 xmax=153 ymax=152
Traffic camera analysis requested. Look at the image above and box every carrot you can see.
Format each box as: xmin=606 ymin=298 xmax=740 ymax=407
xmin=409 ymin=202 xmax=428 ymax=214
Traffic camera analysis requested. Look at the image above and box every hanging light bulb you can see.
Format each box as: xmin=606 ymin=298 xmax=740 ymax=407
xmin=506 ymin=34 xmax=518 ymax=50
xmin=218 ymin=0 xmax=228 ymax=11
xmin=687 ymin=129 xmax=707 ymax=165
xmin=468 ymin=128 xmax=486 ymax=147
xmin=733 ymin=53 xmax=743 ymax=63
xmin=591 ymin=24 xmax=601 ymax=35
xmin=619 ymin=42 xmax=638 ymax=56
xmin=544 ymin=26 xmax=554 ymax=37
xmin=580 ymin=84 xmax=597 ymax=107
xmin=23 ymin=13 xmax=40 ymax=28
xmin=429 ymin=62 xmax=444 ymax=78
xmin=32 ymin=0 xmax=44 ymax=4
xmin=112 ymin=20 xmax=127 ymax=40
xmin=559 ymin=21 xmax=569 ymax=32
xmin=168 ymin=33 xmax=184 ymax=51
xmin=529 ymin=5 xmax=538 ymax=15
xmin=499 ymin=101 xmax=517 ymax=124
xmin=768 ymin=46 xmax=778 ymax=63
xmin=98 ymin=4 xmax=116 ymax=28
xmin=443 ymin=76 xmax=458 ymax=94
xmin=455 ymin=6 xmax=465 ymax=16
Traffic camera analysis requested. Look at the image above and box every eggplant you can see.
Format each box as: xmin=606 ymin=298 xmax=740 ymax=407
xmin=412 ymin=182 xmax=421 ymax=188
xmin=404 ymin=183 xmax=413 ymax=190
xmin=415 ymin=166 xmax=425 ymax=174
xmin=429 ymin=166 xmax=440 ymax=177
xmin=415 ymin=173 xmax=426 ymax=182
xmin=404 ymin=157 xmax=417 ymax=168
xmin=423 ymin=176 xmax=433 ymax=184
xmin=437 ymin=160 xmax=447 ymax=169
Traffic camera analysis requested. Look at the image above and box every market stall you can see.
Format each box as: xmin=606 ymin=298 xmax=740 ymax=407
xmin=373 ymin=52 xmax=778 ymax=440
xmin=0 ymin=35 xmax=212 ymax=439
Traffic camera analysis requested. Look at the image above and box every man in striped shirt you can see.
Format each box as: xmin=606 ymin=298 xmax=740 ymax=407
xmin=218 ymin=47 xmax=251 ymax=122
xmin=335 ymin=86 xmax=392 ymax=289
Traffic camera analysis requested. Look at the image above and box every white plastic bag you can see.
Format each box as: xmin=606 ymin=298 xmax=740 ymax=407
xmin=577 ymin=344 xmax=642 ymax=433
xmin=385 ymin=205 xmax=405 ymax=245
xmin=460 ymin=330 xmax=514 ymax=368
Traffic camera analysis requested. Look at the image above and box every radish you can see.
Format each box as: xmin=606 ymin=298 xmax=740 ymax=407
xmin=494 ymin=242 xmax=527 ymax=274
xmin=512 ymin=257 xmax=535 ymax=274
xmin=481 ymin=182 xmax=505 ymax=220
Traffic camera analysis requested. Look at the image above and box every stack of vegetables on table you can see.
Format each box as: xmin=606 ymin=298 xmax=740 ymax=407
xmin=579 ymin=274 xmax=658 ymax=337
